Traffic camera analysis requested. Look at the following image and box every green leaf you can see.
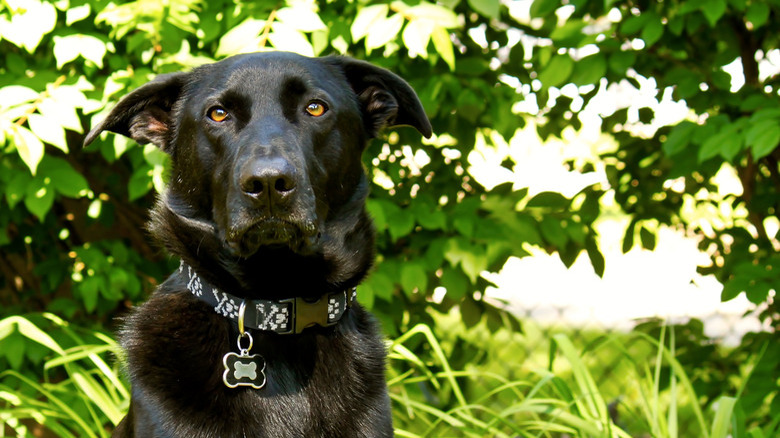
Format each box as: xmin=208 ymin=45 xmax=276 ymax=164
xmin=5 ymin=172 xmax=31 ymax=209
xmin=78 ymin=277 xmax=101 ymax=312
xmin=526 ymin=191 xmax=570 ymax=209
xmin=2 ymin=332 xmax=26 ymax=370
xmin=467 ymin=0 xmax=500 ymax=19
xmin=550 ymin=20 xmax=587 ymax=47
xmin=412 ymin=199 xmax=447 ymax=230
xmin=366 ymin=199 xmax=388 ymax=231
xmin=570 ymin=53 xmax=607 ymax=86
xmin=453 ymin=215 xmax=475 ymax=237
xmin=608 ymin=51 xmax=637 ymax=75
xmin=40 ymin=157 xmax=89 ymax=198
xmin=746 ymin=2 xmax=770 ymax=28
xmin=702 ymin=0 xmax=727 ymax=26
xmin=386 ymin=204 xmax=415 ymax=241
xmin=620 ymin=13 xmax=650 ymax=35
xmin=663 ymin=121 xmax=697 ymax=156
xmin=24 ymin=178 xmax=55 ymax=220
xmin=585 ymin=238 xmax=605 ymax=277
xmin=699 ymin=126 xmax=742 ymax=162
xmin=460 ymin=297 xmax=482 ymax=327
xmin=529 ymin=0 xmax=559 ymax=18
xmin=444 ymin=239 xmax=486 ymax=283
xmin=538 ymin=55 xmax=574 ymax=88
xmin=365 ymin=270 xmax=394 ymax=301
xmin=639 ymin=226 xmax=656 ymax=250
xmin=440 ymin=266 xmax=469 ymax=300
xmin=641 ymin=14 xmax=664 ymax=47
xmin=351 ymin=4 xmax=389 ymax=42
xmin=745 ymin=122 xmax=780 ymax=159
xmin=400 ymin=263 xmax=428 ymax=294
xmin=540 ymin=217 xmax=568 ymax=248
xmin=128 ymin=166 xmax=153 ymax=201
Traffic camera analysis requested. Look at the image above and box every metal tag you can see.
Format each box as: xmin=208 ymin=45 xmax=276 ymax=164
xmin=222 ymin=350 xmax=266 ymax=389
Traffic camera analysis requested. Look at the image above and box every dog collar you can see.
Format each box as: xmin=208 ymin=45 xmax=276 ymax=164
xmin=179 ymin=262 xmax=356 ymax=335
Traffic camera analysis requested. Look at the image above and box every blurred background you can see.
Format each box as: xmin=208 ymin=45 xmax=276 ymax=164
xmin=0 ymin=0 xmax=778 ymax=436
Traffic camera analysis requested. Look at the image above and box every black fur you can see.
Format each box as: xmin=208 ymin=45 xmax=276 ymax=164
xmin=85 ymin=52 xmax=431 ymax=438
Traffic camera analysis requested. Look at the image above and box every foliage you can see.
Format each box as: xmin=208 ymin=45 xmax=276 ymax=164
xmin=1 ymin=0 xmax=779 ymax=435
xmin=0 ymin=314 xmax=126 ymax=437
xmin=3 ymin=313 xmax=775 ymax=437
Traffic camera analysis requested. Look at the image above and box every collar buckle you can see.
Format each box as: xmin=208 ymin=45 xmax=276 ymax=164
xmin=280 ymin=296 xmax=337 ymax=334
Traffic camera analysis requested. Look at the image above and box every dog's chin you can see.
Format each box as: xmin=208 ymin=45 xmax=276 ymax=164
xmin=227 ymin=220 xmax=320 ymax=258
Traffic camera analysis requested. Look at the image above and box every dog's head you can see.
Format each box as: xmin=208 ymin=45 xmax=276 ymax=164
xmin=85 ymin=53 xmax=430 ymax=267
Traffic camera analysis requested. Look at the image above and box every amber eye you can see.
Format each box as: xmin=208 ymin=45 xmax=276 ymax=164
xmin=305 ymin=101 xmax=327 ymax=117
xmin=208 ymin=107 xmax=229 ymax=122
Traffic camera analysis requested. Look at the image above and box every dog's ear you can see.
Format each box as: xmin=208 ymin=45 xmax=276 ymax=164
xmin=83 ymin=73 xmax=188 ymax=150
xmin=326 ymin=57 xmax=433 ymax=139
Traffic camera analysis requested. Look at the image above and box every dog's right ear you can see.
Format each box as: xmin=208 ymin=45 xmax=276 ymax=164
xmin=83 ymin=73 xmax=187 ymax=151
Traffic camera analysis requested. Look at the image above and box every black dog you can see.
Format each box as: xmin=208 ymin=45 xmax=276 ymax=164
xmin=84 ymin=52 xmax=431 ymax=437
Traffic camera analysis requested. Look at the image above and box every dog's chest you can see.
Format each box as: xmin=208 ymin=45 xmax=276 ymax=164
xmin=123 ymin=291 xmax=390 ymax=437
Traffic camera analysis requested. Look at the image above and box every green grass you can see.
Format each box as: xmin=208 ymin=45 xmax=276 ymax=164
xmin=1 ymin=312 xmax=777 ymax=437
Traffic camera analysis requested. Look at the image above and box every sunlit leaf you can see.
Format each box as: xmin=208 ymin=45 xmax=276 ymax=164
xmin=366 ymin=13 xmax=404 ymax=52
xmin=216 ymin=19 xmax=266 ymax=57
xmin=276 ymin=6 xmax=326 ymax=32
xmin=402 ymin=19 xmax=434 ymax=59
xmin=0 ymin=0 xmax=57 ymax=52
xmin=351 ymin=4 xmax=389 ymax=42
xmin=27 ymin=114 xmax=68 ymax=152
xmin=269 ymin=23 xmax=315 ymax=57
xmin=9 ymin=124 xmax=45 ymax=175
xmin=66 ymin=4 xmax=92 ymax=25
xmin=405 ymin=2 xmax=460 ymax=28
xmin=0 ymin=86 xmax=38 ymax=110
xmin=53 ymin=35 xmax=107 ymax=69
xmin=431 ymin=27 xmax=455 ymax=70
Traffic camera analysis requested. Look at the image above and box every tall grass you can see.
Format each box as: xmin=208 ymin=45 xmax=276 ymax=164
xmin=387 ymin=321 xmax=773 ymax=438
xmin=1 ymin=314 xmax=776 ymax=437
xmin=0 ymin=314 xmax=128 ymax=437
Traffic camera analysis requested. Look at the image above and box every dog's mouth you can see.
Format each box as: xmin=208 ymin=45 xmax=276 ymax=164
xmin=227 ymin=219 xmax=320 ymax=257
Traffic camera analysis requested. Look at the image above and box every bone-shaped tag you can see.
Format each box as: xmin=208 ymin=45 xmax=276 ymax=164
xmin=223 ymin=352 xmax=266 ymax=389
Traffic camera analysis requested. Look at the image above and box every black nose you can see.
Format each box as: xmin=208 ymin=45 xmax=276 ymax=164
xmin=240 ymin=157 xmax=297 ymax=203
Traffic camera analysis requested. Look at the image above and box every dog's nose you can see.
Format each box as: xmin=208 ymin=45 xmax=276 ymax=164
xmin=239 ymin=157 xmax=297 ymax=203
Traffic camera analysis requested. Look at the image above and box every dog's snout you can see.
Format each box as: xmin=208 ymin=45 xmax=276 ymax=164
xmin=240 ymin=157 xmax=297 ymax=202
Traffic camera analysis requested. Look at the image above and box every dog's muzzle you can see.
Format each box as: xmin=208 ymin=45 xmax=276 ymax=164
xmin=227 ymin=218 xmax=320 ymax=257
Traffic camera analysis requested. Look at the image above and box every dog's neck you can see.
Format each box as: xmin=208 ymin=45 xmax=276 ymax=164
xmin=148 ymin=194 xmax=373 ymax=300
xmin=178 ymin=261 xmax=356 ymax=334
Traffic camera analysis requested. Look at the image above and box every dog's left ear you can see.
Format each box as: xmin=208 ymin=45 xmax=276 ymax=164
xmin=326 ymin=57 xmax=433 ymax=139
xmin=83 ymin=73 xmax=188 ymax=150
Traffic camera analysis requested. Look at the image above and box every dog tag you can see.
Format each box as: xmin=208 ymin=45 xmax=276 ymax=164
xmin=223 ymin=351 xmax=266 ymax=389
xmin=223 ymin=331 xmax=266 ymax=389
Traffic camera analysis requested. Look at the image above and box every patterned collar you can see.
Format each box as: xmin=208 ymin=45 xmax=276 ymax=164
xmin=179 ymin=262 xmax=356 ymax=335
